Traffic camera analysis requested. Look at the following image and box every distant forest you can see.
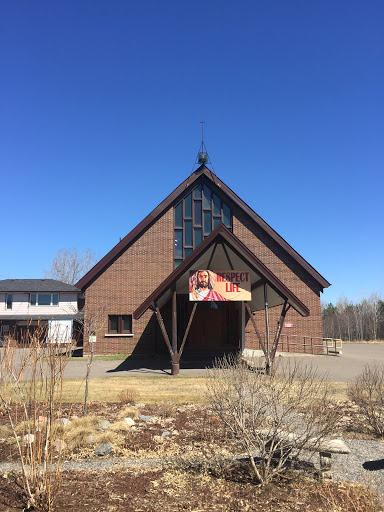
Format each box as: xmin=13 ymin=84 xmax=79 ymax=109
xmin=322 ymin=293 xmax=384 ymax=341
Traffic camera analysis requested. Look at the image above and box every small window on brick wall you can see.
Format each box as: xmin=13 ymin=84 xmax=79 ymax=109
xmin=108 ymin=315 xmax=132 ymax=334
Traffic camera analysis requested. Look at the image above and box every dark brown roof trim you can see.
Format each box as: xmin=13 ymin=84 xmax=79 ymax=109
xmin=133 ymin=224 xmax=309 ymax=320
xmin=77 ymin=164 xmax=330 ymax=291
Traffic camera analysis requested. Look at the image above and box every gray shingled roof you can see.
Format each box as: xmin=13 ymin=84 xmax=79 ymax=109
xmin=0 ymin=313 xmax=83 ymax=320
xmin=0 ymin=280 xmax=80 ymax=293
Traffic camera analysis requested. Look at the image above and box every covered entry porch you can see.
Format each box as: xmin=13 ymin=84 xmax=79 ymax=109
xmin=134 ymin=224 xmax=309 ymax=375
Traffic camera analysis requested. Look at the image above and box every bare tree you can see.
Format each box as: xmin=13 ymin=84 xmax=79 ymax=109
xmin=322 ymin=292 xmax=384 ymax=341
xmin=72 ymin=305 xmax=107 ymax=415
xmin=44 ymin=248 xmax=98 ymax=285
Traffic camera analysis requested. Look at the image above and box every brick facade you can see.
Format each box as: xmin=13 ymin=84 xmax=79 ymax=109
xmin=84 ymin=209 xmax=174 ymax=355
xmin=232 ymin=206 xmax=323 ymax=353
xmin=81 ymin=173 xmax=326 ymax=356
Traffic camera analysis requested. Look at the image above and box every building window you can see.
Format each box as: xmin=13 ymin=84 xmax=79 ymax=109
xmin=6 ymin=294 xmax=12 ymax=310
xmin=108 ymin=315 xmax=132 ymax=334
xmin=30 ymin=293 xmax=59 ymax=306
xmin=174 ymin=180 xmax=232 ymax=268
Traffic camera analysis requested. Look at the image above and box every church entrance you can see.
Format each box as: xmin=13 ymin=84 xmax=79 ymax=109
xmin=177 ymin=295 xmax=241 ymax=352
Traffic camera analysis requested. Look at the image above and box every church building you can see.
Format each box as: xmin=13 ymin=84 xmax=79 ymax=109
xmin=76 ymin=147 xmax=330 ymax=373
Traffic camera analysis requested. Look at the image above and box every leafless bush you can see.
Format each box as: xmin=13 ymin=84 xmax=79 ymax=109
xmin=117 ymin=387 xmax=140 ymax=405
xmin=348 ymin=363 xmax=384 ymax=437
xmin=157 ymin=401 xmax=176 ymax=418
xmin=0 ymin=323 xmax=75 ymax=511
xmin=206 ymin=354 xmax=342 ymax=485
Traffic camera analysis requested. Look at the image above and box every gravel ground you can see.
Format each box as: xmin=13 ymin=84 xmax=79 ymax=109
xmin=1 ymin=438 xmax=383 ymax=498
xmin=332 ymin=439 xmax=384 ymax=498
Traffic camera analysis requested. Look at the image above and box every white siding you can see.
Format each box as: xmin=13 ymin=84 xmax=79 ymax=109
xmin=0 ymin=292 xmax=78 ymax=316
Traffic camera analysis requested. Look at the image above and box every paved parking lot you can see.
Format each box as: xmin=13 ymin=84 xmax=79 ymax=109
xmin=62 ymin=343 xmax=384 ymax=382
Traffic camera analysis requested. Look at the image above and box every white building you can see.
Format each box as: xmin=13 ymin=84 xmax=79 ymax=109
xmin=0 ymin=279 xmax=81 ymax=344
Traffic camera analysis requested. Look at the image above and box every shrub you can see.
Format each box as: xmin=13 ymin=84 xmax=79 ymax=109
xmin=117 ymin=388 xmax=140 ymax=405
xmin=157 ymin=401 xmax=176 ymax=419
xmin=206 ymin=354 xmax=342 ymax=485
xmin=348 ymin=363 xmax=384 ymax=437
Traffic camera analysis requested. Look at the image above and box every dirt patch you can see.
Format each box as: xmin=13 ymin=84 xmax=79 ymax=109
xmin=0 ymin=467 xmax=381 ymax=512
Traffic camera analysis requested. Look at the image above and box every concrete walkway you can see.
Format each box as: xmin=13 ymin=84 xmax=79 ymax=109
xmin=62 ymin=343 xmax=384 ymax=382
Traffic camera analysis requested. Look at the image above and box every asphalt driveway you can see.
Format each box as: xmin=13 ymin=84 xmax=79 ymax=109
xmin=62 ymin=343 xmax=384 ymax=382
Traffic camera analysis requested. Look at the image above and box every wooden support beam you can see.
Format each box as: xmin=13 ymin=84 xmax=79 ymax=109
xmin=207 ymin=242 xmax=217 ymax=270
xmin=154 ymin=303 xmax=173 ymax=356
xmin=179 ymin=302 xmax=198 ymax=357
xmin=222 ymin=243 xmax=234 ymax=270
xmin=264 ymin=283 xmax=271 ymax=375
xmin=172 ymin=288 xmax=177 ymax=354
xmin=244 ymin=302 xmax=267 ymax=356
xmin=270 ymin=301 xmax=290 ymax=362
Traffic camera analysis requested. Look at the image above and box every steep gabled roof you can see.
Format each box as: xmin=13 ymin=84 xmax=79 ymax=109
xmin=76 ymin=164 xmax=330 ymax=290
xmin=0 ymin=279 xmax=80 ymax=293
xmin=134 ymin=224 xmax=310 ymax=319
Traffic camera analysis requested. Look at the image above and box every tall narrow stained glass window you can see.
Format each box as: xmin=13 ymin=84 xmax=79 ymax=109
xmin=174 ymin=180 xmax=232 ymax=268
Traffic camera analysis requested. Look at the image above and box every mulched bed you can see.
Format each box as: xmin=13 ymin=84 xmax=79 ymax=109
xmin=0 ymin=401 xmax=383 ymax=511
xmin=0 ymin=467 xmax=381 ymax=511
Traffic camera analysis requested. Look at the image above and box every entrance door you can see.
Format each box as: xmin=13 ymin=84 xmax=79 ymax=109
xmin=184 ymin=300 xmax=240 ymax=350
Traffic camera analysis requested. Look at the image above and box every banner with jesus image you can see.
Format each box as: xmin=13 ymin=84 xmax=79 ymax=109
xmin=189 ymin=270 xmax=251 ymax=301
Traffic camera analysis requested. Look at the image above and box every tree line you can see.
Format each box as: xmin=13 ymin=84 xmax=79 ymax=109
xmin=322 ymin=293 xmax=384 ymax=341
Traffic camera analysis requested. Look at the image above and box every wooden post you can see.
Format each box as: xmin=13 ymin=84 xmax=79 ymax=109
xmin=172 ymin=288 xmax=177 ymax=354
xmin=244 ymin=302 xmax=267 ymax=356
xmin=154 ymin=304 xmax=173 ymax=357
xmin=270 ymin=301 xmax=290 ymax=362
xmin=264 ymin=283 xmax=271 ymax=375
xmin=171 ymin=289 xmax=179 ymax=375
xmin=179 ymin=302 xmax=198 ymax=357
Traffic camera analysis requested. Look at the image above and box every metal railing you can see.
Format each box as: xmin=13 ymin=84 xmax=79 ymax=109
xmin=246 ymin=332 xmax=343 ymax=355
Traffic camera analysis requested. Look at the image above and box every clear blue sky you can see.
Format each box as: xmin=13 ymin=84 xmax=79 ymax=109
xmin=1 ymin=1 xmax=383 ymax=305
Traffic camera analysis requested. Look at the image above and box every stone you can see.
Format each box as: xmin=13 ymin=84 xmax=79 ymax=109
xmin=59 ymin=418 xmax=70 ymax=427
xmin=99 ymin=420 xmax=111 ymax=430
xmin=140 ymin=415 xmax=153 ymax=422
xmin=124 ymin=417 xmax=135 ymax=426
xmin=94 ymin=443 xmax=113 ymax=456
xmin=23 ymin=434 xmax=34 ymax=445
xmin=161 ymin=430 xmax=170 ymax=438
xmin=53 ymin=439 xmax=66 ymax=452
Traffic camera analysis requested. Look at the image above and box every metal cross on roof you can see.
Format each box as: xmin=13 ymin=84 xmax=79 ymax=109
xmin=192 ymin=120 xmax=214 ymax=173
xmin=200 ymin=119 xmax=205 ymax=143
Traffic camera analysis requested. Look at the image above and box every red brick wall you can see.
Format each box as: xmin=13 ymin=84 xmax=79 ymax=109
xmin=232 ymin=205 xmax=324 ymax=353
xmin=83 ymin=208 xmax=174 ymax=355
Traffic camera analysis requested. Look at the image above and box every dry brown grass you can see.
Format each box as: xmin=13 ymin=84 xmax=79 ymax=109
xmin=69 ymin=415 xmax=100 ymax=430
xmin=93 ymin=431 xmax=124 ymax=447
xmin=118 ymin=407 xmax=140 ymax=420
xmin=317 ymin=481 xmax=383 ymax=511
xmin=60 ymin=377 xmax=208 ymax=404
xmin=65 ymin=415 xmax=102 ymax=449
xmin=110 ymin=420 xmax=133 ymax=432
xmin=0 ymin=425 xmax=11 ymax=439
